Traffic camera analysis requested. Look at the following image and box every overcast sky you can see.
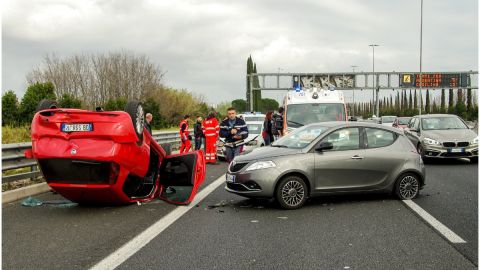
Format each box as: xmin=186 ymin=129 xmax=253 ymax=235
xmin=2 ymin=0 xmax=478 ymax=105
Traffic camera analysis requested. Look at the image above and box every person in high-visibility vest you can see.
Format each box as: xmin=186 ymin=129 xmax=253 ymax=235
xmin=179 ymin=115 xmax=191 ymax=153
xmin=202 ymin=111 xmax=220 ymax=164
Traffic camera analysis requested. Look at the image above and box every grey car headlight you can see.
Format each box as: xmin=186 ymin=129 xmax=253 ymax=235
xmin=245 ymin=161 xmax=276 ymax=171
xmin=423 ymin=137 xmax=440 ymax=145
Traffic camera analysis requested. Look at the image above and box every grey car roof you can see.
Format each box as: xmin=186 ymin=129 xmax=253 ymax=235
xmin=413 ymin=114 xmax=460 ymax=119
xmin=305 ymin=121 xmax=404 ymax=134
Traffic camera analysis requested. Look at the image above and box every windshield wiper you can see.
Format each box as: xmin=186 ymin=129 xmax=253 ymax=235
xmin=287 ymin=120 xmax=304 ymax=126
xmin=271 ymin=144 xmax=288 ymax=148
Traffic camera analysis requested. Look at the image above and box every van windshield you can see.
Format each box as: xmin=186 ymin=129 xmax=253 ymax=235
xmin=286 ymin=103 xmax=345 ymax=127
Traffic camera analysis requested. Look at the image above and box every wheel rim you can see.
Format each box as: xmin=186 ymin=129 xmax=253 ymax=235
xmin=399 ymin=176 xmax=419 ymax=199
xmin=281 ymin=180 xmax=305 ymax=207
xmin=136 ymin=105 xmax=144 ymax=134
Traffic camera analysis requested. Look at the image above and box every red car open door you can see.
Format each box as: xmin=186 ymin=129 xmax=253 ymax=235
xmin=159 ymin=150 xmax=206 ymax=205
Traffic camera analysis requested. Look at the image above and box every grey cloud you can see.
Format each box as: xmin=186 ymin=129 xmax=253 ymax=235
xmin=2 ymin=0 xmax=477 ymax=104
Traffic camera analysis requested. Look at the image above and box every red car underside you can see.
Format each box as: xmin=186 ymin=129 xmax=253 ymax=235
xmin=29 ymin=109 xmax=205 ymax=205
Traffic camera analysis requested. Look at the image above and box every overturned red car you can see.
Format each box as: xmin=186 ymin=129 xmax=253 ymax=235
xmin=26 ymin=100 xmax=205 ymax=205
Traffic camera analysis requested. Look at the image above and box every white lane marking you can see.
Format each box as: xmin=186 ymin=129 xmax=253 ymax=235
xmin=402 ymin=200 xmax=466 ymax=244
xmin=90 ymin=174 xmax=226 ymax=270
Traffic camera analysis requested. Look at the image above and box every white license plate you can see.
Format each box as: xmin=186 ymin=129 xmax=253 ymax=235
xmin=226 ymin=173 xmax=236 ymax=183
xmin=450 ymin=148 xmax=464 ymax=153
xmin=61 ymin=123 xmax=93 ymax=132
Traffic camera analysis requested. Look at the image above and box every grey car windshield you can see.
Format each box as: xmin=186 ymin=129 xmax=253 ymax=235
xmin=421 ymin=117 xmax=468 ymax=130
xmin=272 ymin=125 xmax=328 ymax=149
xmin=382 ymin=116 xmax=396 ymax=123
xmin=244 ymin=117 xmax=264 ymax=122
xmin=247 ymin=123 xmax=262 ymax=135
xmin=286 ymin=103 xmax=345 ymax=127
xmin=398 ymin=118 xmax=411 ymax=125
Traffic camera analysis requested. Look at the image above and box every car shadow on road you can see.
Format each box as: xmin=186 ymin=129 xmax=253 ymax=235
xmin=423 ymin=158 xmax=474 ymax=166
xmin=209 ymin=193 xmax=398 ymax=211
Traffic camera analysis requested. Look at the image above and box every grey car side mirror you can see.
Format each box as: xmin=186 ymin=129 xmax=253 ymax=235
xmin=316 ymin=142 xmax=333 ymax=151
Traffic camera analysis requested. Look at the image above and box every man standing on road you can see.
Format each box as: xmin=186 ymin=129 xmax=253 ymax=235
xmin=220 ymin=107 xmax=248 ymax=163
xmin=179 ymin=115 xmax=191 ymax=153
xmin=145 ymin=113 xmax=153 ymax=135
xmin=194 ymin=116 xmax=204 ymax=151
xmin=272 ymin=107 xmax=284 ymax=140
xmin=202 ymin=112 xmax=220 ymax=164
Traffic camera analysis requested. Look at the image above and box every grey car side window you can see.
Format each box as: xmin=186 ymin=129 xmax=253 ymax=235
xmin=365 ymin=128 xmax=396 ymax=148
xmin=413 ymin=118 xmax=420 ymax=130
xmin=322 ymin=128 xmax=360 ymax=151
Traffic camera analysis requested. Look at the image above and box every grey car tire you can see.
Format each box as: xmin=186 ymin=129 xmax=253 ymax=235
xmin=417 ymin=144 xmax=425 ymax=159
xmin=395 ymin=173 xmax=420 ymax=200
xmin=275 ymin=176 xmax=308 ymax=210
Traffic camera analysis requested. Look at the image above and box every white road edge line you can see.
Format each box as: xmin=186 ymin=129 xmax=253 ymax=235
xmin=402 ymin=200 xmax=466 ymax=244
xmin=90 ymin=174 xmax=226 ymax=270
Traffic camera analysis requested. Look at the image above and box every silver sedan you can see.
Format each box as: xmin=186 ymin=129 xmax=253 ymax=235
xmin=225 ymin=122 xmax=425 ymax=209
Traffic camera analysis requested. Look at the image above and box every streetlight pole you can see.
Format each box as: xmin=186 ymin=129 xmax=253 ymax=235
xmin=419 ymin=0 xmax=423 ymax=115
xmin=369 ymin=44 xmax=379 ymax=117
xmin=350 ymin=65 xmax=358 ymax=117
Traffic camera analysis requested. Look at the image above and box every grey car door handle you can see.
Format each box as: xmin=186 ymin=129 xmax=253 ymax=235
xmin=351 ymin=155 xmax=363 ymax=160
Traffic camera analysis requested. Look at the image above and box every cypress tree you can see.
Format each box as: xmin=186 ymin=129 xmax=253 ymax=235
xmin=396 ymin=92 xmax=401 ymax=116
xmin=448 ymin=88 xmax=454 ymax=114
xmin=440 ymin=89 xmax=446 ymax=113
xmin=455 ymin=89 xmax=467 ymax=119
xmin=412 ymin=89 xmax=418 ymax=114
xmin=252 ymin=63 xmax=262 ymax=111
xmin=246 ymin=56 xmax=253 ymax=110
xmin=467 ymin=88 xmax=472 ymax=115
xmin=432 ymin=98 xmax=438 ymax=113
xmin=425 ymin=89 xmax=430 ymax=114
xmin=409 ymin=90 xmax=413 ymax=111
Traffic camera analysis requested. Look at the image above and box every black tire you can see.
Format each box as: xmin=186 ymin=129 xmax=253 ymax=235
xmin=470 ymin=157 xmax=478 ymax=164
xmin=394 ymin=173 xmax=420 ymax=200
xmin=124 ymin=101 xmax=144 ymax=146
xmin=275 ymin=176 xmax=308 ymax=210
xmin=417 ymin=144 xmax=426 ymax=160
xmin=36 ymin=99 xmax=58 ymax=112
xmin=161 ymin=143 xmax=172 ymax=156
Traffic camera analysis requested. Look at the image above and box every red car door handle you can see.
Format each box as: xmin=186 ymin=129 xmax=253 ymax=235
xmin=351 ymin=155 xmax=363 ymax=160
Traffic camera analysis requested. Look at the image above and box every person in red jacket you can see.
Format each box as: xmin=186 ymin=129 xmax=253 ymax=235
xmin=202 ymin=111 xmax=220 ymax=164
xmin=179 ymin=115 xmax=191 ymax=153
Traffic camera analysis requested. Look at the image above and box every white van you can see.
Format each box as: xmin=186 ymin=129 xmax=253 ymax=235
xmin=283 ymin=87 xmax=348 ymax=133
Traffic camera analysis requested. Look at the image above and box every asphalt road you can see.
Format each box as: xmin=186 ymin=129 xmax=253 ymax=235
xmin=2 ymin=160 xmax=478 ymax=269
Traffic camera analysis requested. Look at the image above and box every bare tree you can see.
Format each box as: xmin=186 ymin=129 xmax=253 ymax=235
xmin=27 ymin=51 xmax=164 ymax=108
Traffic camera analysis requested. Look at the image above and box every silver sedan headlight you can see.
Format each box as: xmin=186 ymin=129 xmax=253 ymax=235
xmin=245 ymin=161 xmax=276 ymax=171
xmin=470 ymin=137 xmax=478 ymax=146
xmin=423 ymin=137 xmax=440 ymax=145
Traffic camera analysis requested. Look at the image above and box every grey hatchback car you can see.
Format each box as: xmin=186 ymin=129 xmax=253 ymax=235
xmin=225 ymin=122 xmax=425 ymax=209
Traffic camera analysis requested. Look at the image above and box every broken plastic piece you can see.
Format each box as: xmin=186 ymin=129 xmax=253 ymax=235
xmin=21 ymin=196 xmax=43 ymax=207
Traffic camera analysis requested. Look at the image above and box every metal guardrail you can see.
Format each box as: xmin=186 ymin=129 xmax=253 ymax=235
xmin=1 ymin=130 xmax=190 ymax=184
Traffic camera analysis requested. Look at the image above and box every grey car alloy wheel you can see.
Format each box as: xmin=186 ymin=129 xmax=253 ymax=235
xmin=396 ymin=174 xmax=419 ymax=199
xmin=276 ymin=176 xmax=307 ymax=209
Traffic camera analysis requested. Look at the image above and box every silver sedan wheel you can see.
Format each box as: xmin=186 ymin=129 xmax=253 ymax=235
xmin=399 ymin=175 xmax=419 ymax=199
xmin=281 ymin=180 xmax=305 ymax=207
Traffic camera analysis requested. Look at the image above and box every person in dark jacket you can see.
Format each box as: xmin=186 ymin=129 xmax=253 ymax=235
xmin=272 ymin=107 xmax=284 ymax=140
xmin=262 ymin=111 xmax=274 ymax=146
xmin=219 ymin=107 xmax=248 ymax=162
xmin=194 ymin=116 xmax=204 ymax=151
xmin=145 ymin=113 xmax=153 ymax=135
